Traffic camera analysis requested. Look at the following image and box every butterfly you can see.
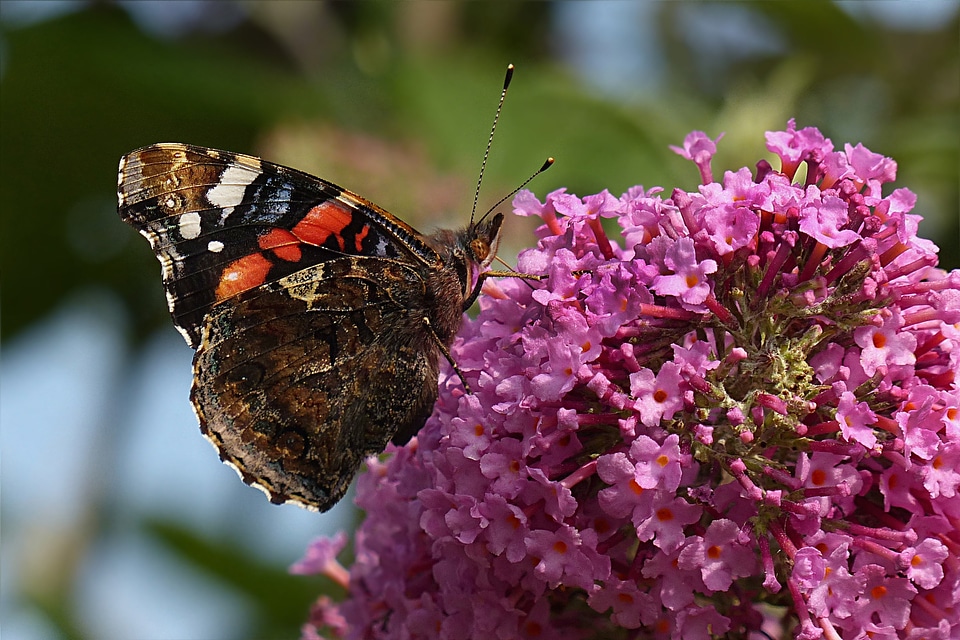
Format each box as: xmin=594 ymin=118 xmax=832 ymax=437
xmin=117 ymin=137 xmax=515 ymax=511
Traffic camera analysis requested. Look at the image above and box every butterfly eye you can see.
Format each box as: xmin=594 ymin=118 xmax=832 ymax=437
xmin=470 ymin=237 xmax=491 ymax=264
xmin=473 ymin=214 xmax=503 ymax=269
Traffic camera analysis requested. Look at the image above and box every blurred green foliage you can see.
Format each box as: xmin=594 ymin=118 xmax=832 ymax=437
xmin=1 ymin=2 xmax=956 ymax=639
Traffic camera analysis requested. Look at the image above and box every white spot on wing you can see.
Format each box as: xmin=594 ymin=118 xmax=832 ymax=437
xmin=137 ymin=228 xmax=157 ymax=246
xmin=179 ymin=211 xmax=202 ymax=240
xmin=165 ymin=288 xmax=195 ymax=346
xmin=117 ymin=156 xmax=127 ymax=204
xmin=206 ymin=164 xmax=261 ymax=209
xmin=207 ymin=240 xmax=224 ymax=253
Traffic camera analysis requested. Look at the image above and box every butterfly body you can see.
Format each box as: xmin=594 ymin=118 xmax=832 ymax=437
xmin=118 ymin=143 xmax=503 ymax=511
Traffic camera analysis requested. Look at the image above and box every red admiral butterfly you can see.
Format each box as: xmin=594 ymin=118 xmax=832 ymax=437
xmin=118 ymin=66 xmax=547 ymax=511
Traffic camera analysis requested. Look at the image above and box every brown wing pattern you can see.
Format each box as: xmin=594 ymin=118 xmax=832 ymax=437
xmin=191 ymin=257 xmax=442 ymax=511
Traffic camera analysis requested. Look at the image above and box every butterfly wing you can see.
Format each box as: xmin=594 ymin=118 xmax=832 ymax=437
xmin=117 ymin=143 xmax=441 ymax=347
xmin=118 ymin=143 xmax=449 ymax=510
xmin=192 ymin=257 xmax=442 ymax=510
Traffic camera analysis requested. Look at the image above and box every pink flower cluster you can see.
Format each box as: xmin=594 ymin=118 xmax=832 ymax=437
xmin=295 ymin=121 xmax=960 ymax=639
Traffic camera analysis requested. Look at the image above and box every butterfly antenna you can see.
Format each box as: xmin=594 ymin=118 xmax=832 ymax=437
xmin=477 ymin=156 xmax=554 ymax=223
xmin=470 ymin=64 xmax=514 ymax=226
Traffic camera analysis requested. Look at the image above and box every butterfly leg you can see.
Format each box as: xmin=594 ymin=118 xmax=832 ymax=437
xmin=423 ymin=317 xmax=473 ymax=394
xmin=439 ymin=270 xmax=546 ymax=392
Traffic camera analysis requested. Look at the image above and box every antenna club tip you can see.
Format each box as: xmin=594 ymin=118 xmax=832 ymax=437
xmin=503 ymin=64 xmax=515 ymax=90
xmin=541 ymin=157 xmax=555 ymax=171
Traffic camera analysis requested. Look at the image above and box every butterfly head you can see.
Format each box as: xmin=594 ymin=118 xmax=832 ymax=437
xmin=426 ymin=212 xmax=504 ymax=313
xmin=468 ymin=212 xmax=504 ymax=271
xmin=459 ymin=211 xmax=503 ymax=310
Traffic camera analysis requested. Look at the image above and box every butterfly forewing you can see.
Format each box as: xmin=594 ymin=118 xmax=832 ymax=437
xmin=117 ymin=143 xmax=440 ymax=347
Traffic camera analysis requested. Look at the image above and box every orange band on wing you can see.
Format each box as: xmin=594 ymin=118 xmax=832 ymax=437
xmin=291 ymin=200 xmax=351 ymax=251
xmin=354 ymin=224 xmax=370 ymax=252
xmin=216 ymin=253 xmax=272 ymax=301
xmin=258 ymin=228 xmax=302 ymax=262
xmin=219 ymin=200 xmax=356 ymax=303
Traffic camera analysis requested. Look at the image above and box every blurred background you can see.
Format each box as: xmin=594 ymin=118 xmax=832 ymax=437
xmin=1 ymin=2 xmax=957 ymax=638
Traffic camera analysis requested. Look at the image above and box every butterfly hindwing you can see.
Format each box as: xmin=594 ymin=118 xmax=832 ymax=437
xmin=191 ymin=257 xmax=441 ymax=510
